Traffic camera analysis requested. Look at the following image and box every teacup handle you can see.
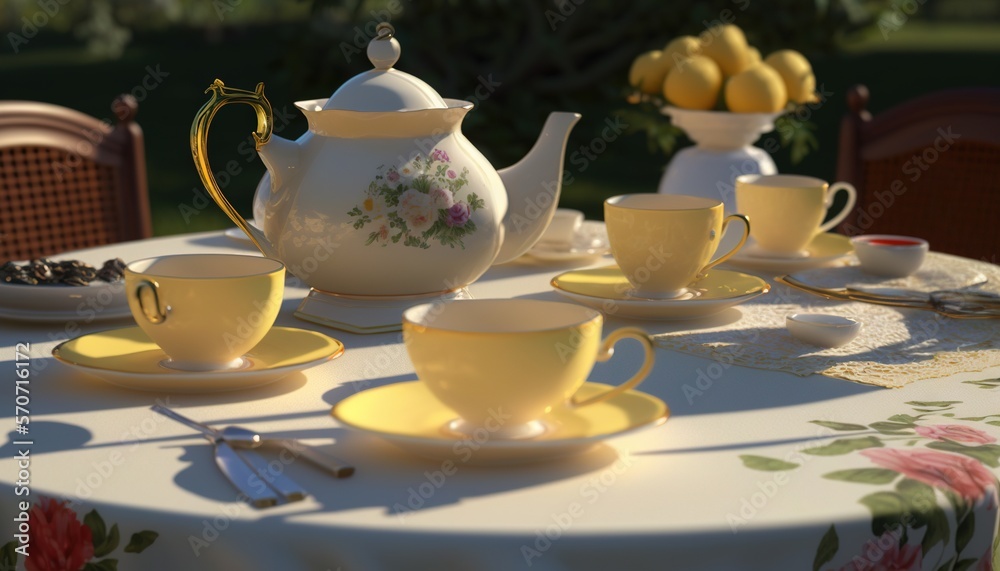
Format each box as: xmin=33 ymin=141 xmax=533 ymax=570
xmin=701 ymin=214 xmax=751 ymax=273
xmin=134 ymin=279 xmax=170 ymax=324
xmin=571 ymin=327 xmax=655 ymax=408
xmin=818 ymin=182 xmax=858 ymax=232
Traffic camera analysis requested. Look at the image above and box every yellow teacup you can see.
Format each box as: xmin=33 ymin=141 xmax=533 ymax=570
xmin=604 ymin=194 xmax=750 ymax=299
xmin=735 ymin=174 xmax=857 ymax=257
xmin=402 ymin=299 xmax=655 ymax=440
xmin=124 ymin=254 xmax=285 ymax=371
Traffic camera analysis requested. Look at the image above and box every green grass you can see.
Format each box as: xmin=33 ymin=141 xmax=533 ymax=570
xmin=843 ymin=22 xmax=1000 ymax=52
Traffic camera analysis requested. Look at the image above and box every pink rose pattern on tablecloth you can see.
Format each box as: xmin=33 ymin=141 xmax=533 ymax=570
xmin=738 ymin=397 xmax=1000 ymax=571
xmin=915 ymin=424 xmax=997 ymax=445
xmin=860 ymin=448 xmax=997 ymax=503
xmin=3 ymin=497 xmax=158 ymax=570
xmin=835 ymin=530 xmax=922 ymax=571
xmin=979 ymin=548 xmax=994 ymax=571
xmin=25 ymin=497 xmax=93 ymax=571
xmin=348 ymin=150 xmax=484 ymax=249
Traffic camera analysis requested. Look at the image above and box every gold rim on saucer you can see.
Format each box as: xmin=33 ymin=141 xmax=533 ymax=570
xmin=331 ymin=381 xmax=669 ymax=464
xmin=550 ymin=266 xmax=769 ymax=320
xmin=53 ymin=326 xmax=344 ymax=392
xmin=725 ymin=233 xmax=853 ymax=274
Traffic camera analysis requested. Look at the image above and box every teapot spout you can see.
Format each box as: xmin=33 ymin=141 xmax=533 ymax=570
xmin=257 ymin=133 xmax=302 ymax=192
xmin=241 ymin=219 xmax=278 ymax=259
xmin=494 ymin=112 xmax=581 ymax=264
xmin=250 ymin=134 xmax=304 ymax=259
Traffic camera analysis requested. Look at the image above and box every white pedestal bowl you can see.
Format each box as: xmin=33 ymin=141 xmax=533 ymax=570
xmin=657 ymin=106 xmax=783 ymax=215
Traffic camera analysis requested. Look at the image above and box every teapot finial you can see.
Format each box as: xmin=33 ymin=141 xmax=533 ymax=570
xmin=368 ymin=23 xmax=400 ymax=70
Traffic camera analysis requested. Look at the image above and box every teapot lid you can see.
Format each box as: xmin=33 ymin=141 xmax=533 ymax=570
xmin=322 ymin=23 xmax=448 ymax=112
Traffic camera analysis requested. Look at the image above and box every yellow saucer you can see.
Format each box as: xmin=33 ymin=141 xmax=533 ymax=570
xmin=53 ymin=326 xmax=344 ymax=393
xmin=331 ymin=381 xmax=668 ymax=464
xmin=551 ymin=266 xmax=769 ymax=320
xmin=725 ymin=232 xmax=854 ymax=274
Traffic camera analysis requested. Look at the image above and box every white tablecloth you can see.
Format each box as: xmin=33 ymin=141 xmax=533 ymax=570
xmin=2 ymin=231 xmax=998 ymax=571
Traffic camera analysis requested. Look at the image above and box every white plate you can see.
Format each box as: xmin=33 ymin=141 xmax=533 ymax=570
xmin=0 ymin=279 xmax=130 ymax=323
xmin=525 ymin=221 xmax=610 ymax=263
xmin=551 ymin=266 xmax=770 ymax=320
xmin=723 ymin=233 xmax=854 ymax=274
xmin=0 ymin=303 xmax=133 ymax=324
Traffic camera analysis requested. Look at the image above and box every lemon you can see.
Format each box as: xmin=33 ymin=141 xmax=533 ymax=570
xmin=629 ymin=50 xmax=672 ymax=95
xmin=764 ymin=50 xmax=815 ymax=104
xmin=663 ymin=55 xmax=723 ymax=111
xmin=698 ymin=24 xmax=751 ymax=76
xmin=662 ymin=36 xmax=701 ymax=71
xmin=725 ymin=63 xmax=787 ymax=113
xmin=746 ymin=46 xmax=761 ymax=66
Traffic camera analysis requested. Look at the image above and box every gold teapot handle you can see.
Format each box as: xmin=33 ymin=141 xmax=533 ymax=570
xmin=190 ymin=79 xmax=272 ymax=254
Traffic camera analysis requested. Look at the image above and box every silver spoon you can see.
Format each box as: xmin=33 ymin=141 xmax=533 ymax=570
xmin=151 ymin=405 xmax=354 ymax=478
xmin=152 ymin=404 xmax=262 ymax=447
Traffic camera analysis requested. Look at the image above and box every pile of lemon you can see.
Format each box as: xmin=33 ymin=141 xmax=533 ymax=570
xmin=629 ymin=24 xmax=816 ymax=113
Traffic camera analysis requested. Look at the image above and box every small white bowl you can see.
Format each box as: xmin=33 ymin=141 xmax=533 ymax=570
xmin=786 ymin=313 xmax=861 ymax=348
xmin=850 ymin=235 xmax=928 ymax=278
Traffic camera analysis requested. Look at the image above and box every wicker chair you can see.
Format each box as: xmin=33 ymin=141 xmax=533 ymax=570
xmin=0 ymin=95 xmax=152 ymax=261
xmin=836 ymin=85 xmax=1000 ymax=262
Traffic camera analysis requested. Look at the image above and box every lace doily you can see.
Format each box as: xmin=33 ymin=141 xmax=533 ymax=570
xmin=789 ymin=254 xmax=987 ymax=292
xmin=654 ymin=253 xmax=1000 ymax=388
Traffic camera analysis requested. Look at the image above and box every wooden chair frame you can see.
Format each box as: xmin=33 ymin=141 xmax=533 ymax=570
xmin=836 ymin=84 xmax=1000 ymax=260
xmin=0 ymin=95 xmax=151 ymax=261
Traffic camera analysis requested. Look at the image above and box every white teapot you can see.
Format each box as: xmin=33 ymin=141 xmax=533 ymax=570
xmin=191 ymin=23 xmax=579 ymax=298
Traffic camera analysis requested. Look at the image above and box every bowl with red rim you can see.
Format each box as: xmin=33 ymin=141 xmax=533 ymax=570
xmin=849 ymin=235 xmax=929 ymax=278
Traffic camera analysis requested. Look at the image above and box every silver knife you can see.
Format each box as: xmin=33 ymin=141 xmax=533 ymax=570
xmin=211 ymin=439 xmax=280 ymax=508
xmin=154 ymin=405 xmax=309 ymax=505
xmin=231 ymin=444 xmax=308 ymax=502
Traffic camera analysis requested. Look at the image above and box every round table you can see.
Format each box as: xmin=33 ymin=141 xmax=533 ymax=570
xmin=2 ymin=230 xmax=998 ymax=571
